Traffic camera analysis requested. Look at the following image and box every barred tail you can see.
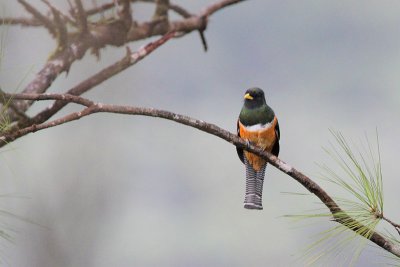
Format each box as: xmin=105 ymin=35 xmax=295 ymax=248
xmin=244 ymin=157 xmax=266 ymax=210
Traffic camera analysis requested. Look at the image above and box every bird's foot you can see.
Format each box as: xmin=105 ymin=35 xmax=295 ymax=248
xmin=245 ymin=139 xmax=253 ymax=149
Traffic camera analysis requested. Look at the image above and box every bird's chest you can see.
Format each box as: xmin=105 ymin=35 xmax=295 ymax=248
xmin=239 ymin=119 xmax=276 ymax=151
xmin=238 ymin=118 xmax=277 ymax=171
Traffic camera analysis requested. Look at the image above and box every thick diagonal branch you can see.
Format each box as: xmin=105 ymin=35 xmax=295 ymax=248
xmin=0 ymin=93 xmax=399 ymax=258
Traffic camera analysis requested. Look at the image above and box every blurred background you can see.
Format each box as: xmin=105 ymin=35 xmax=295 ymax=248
xmin=1 ymin=1 xmax=400 ymax=266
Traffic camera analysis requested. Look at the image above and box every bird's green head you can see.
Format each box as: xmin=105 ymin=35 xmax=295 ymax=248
xmin=243 ymin=87 xmax=266 ymax=109
xmin=240 ymin=87 xmax=274 ymax=126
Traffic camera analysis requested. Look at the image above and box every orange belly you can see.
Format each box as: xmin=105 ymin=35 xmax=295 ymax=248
xmin=239 ymin=117 xmax=277 ymax=171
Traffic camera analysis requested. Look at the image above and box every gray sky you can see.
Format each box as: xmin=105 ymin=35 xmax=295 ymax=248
xmin=1 ymin=1 xmax=400 ymax=266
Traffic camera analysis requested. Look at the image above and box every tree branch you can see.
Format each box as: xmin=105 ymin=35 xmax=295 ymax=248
xmin=117 ymin=0 xmax=133 ymax=29
xmin=2 ymin=93 xmax=94 ymax=107
xmin=17 ymin=0 xmax=57 ymax=36
xmin=26 ymin=30 xmax=177 ymax=127
xmin=73 ymin=0 xmax=88 ymax=34
xmin=0 ymin=92 xmax=399 ymax=258
xmin=0 ymin=0 xmax=233 ymax=27
xmin=153 ymin=0 xmax=169 ymax=20
xmin=0 ymin=30 xmax=176 ymax=137
xmin=2 ymin=0 xmax=247 ymax=124
xmin=42 ymin=0 xmax=70 ymax=50
xmin=0 ymin=17 xmax=42 ymax=26
xmin=383 ymin=215 xmax=400 ymax=236
xmin=200 ymin=0 xmax=247 ymax=17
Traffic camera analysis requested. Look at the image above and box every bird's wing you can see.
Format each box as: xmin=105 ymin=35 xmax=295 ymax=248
xmin=236 ymin=119 xmax=245 ymax=163
xmin=271 ymin=119 xmax=280 ymax=157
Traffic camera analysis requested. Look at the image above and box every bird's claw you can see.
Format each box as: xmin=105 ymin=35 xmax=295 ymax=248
xmin=245 ymin=140 xmax=252 ymax=149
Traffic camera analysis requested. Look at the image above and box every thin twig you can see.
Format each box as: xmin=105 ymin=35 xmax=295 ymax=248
xmin=17 ymin=0 xmax=57 ymax=36
xmin=42 ymin=0 xmax=69 ymax=49
xmin=84 ymin=2 xmax=114 ymax=16
xmin=85 ymin=0 xmax=192 ymax=18
xmin=74 ymin=0 xmax=88 ymax=34
xmin=200 ymin=0 xmax=247 ymax=17
xmin=0 ymin=17 xmax=41 ymax=26
xmin=0 ymin=89 xmax=30 ymax=121
xmin=116 ymin=0 xmax=133 ymax=28
xmin=383 ymin=215 xmax=400 ymax=236
xmin=153 ymin=0 xmax=169 ymax=20
xmin=41 ymin=0 xmax=76 ymax=26
xmin=1 ymin=93 xmax=94 ymax=107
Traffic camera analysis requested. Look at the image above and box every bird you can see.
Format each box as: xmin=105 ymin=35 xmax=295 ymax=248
xmin=237 ymin=88 xmax=280 ymax=210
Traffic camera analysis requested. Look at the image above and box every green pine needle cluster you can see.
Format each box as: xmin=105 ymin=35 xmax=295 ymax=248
xmin=321 ymin=130 xmax=384 ymax=221
xmin=0 ymin=12 xmax=11 ymax=133
xmin=0 ymin=93 xmax=13 ymax=134
xmin=285 ymin=130 xmax=396 ymax=266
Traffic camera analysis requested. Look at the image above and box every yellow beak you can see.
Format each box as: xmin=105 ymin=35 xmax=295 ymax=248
xmin=244 ymin=93 xmax=253 ymax=100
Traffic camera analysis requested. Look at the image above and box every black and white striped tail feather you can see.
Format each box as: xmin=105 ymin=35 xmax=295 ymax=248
xmin=244 ymin=157 xmax=266 ymax=210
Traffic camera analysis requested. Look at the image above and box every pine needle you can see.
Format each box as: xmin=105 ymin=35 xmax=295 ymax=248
xmin=286 ymin=130 xmax=387 ymax=266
